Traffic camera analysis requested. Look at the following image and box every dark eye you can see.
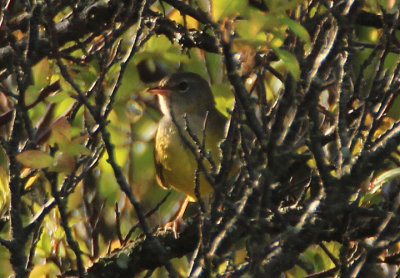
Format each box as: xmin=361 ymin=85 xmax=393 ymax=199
xmin=177 ymin=81 xmax=188 ymax=92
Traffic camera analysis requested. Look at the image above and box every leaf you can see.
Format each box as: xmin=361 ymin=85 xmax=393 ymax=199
xmin=35 ymin=103 xmax=55 ymax=144
xmin=50 ymin=116 xmax=71 ymax=144
xmin=235 ymin=13 xmax=270 ymax=41
xmin=281 ymin=16 xmax=311 ymax=44
xmin=63 ymin=136 xmax=91 ymax=156
xmin=212 ymin=0 xmax=248 ymax=21
xmin=16 ymin=150 xmax=54 ymax=169
xmin=30 ymin=264 xmax=55 ymax=278
xmin=163 ymin=52 xmax=191 ymax=64
xmin=212 ymin=84 xmax=235 ymax=117
xmin=50 ymin=152 xmax=75 ymax=173
xmin=53 ymin=132 xmax=90 ymax=157
xmin=24 ymin=172 xmax=40 ymax=190
xmin=387 ymin=94 xmax=400 ymax=119
xmin=0 ymin=168 xmax=9 ymax=216
xmin=0 ymin=110 xmax=14 ymax=127
xmin=371 ymin=168 xmax=400 ymax=190
xmin=47 ymin=91 xmax=70 ymax=104
xmin=26 ymin=80 xmax=61 ymax=109
xmin=273 ymin=48 xmax=300 ymax=81
xmin=206 ymin=52 xmax=223 ymax=83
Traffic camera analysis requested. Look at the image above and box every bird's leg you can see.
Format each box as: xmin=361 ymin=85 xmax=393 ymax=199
xmin=162 ymin=197 xmax=189 ymax=239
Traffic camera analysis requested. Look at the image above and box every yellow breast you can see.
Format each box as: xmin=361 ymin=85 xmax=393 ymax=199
xmin=154 ymin=115 xmax=224 ymax=201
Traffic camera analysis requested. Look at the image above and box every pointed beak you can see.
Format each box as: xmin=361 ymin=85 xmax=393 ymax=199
xmin=147 ymin=86 xmax=172 ymax=96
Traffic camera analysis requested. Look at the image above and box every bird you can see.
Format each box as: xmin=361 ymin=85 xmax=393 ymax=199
xmin=148 ymin=72 xmax=228 ymax=231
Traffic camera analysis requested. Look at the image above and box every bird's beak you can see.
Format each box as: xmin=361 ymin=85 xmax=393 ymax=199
xmin=147 ymin=86 xmax=172 ymax=96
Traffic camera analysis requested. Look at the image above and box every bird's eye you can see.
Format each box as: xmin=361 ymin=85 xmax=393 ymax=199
xmin=177 ymin=81 xmax=188 ymax=92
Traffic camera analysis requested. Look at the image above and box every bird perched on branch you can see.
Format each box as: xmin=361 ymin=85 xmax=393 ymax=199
xmin=148 ymin=72 xmax=228 ymax=230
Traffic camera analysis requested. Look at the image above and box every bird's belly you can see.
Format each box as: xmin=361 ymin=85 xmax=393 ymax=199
xmin=155 ymin=123 xmax=212 ymax=201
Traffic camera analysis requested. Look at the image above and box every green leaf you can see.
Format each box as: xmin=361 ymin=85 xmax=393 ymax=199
xmin=273 ymin=48 xmax=300 ymax=81
xmin=387 ymin=94 xmax=400 ymax=119
xmin=212 ymin=84 xmax=235 ymax=117
xmin=47 ymin=91 xmax=70 ymax=104
xmin=163 ymin=52 xmax=191 ymax=63
xmin=206 ymin=52 xmax=223 ymax=83
xmin=371 ymin=168 xmax=400 ymax=190
xmin=0 ymin=168 xmax=9 ymax=215
xmin=16 ymin=150 xmax=54 ymax=169
xmin=281 ymin=16 xmax=311 ymax=44
xmin=212 ymin=0 xmax=248 ymax=21
xmin=49 ymin=116 xmax=71 ymax=145
xmin=63 ymin=136 xmax=91 ymax=156
xmin=235 ymin=12 xmax=271 ymax=42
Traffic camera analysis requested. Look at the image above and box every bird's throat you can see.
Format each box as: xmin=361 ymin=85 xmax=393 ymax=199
xmin=157 ymin=95 xmax=171 ymax=116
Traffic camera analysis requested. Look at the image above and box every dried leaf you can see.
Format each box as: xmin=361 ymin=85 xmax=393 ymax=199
xmin=0 ymin=110 xmax=14 ymax=127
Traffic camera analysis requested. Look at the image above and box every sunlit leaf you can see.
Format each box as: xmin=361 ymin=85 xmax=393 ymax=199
xmin=143 ymin=35 xmax=173 ymax=52
xmin=360 ymin=191 xmax=384 ymax=206
xmin=212 ymin=0 xmax=248 ymax=21
xmin=281 ymin=16 xmax=311 ymax=44
xmin=47 ymin=91 xmax=70 ymax=104
xmin=0 ymin=168 xmax=9 ymax=216
xmin=371 ymin=168 xmax=400 ymax=191
xmin=273 ymin=48 xmax=300 ymax=80
xmin=212 ymin=84 xmax=235 ymax=117
xmin=24 ymin=172 xmax=40 ymax=190
xmin=30 ymin=263 xmax=57 ymax=278
xmin=36 ymin=229 xmax=51 ymax=255
xmin=235 ymin=13 xmax=270 ymax=42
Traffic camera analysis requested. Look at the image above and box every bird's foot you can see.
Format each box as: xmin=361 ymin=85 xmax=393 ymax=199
xmin=158 ymin=217 xmax=187 ymax=239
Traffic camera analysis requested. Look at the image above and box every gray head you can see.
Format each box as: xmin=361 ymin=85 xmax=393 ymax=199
xmin=148 ymin=72 xmax=215 ymax=117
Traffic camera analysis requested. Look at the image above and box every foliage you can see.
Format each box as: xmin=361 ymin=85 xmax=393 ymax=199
xmin=0 ymin=0 xmax=400 ymax=277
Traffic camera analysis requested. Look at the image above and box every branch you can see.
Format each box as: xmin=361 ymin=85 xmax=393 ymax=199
xmin=87 ymin=219 xmax=199 ymax=278
xmin=0 ymin=1 xmax=134 ymax=78
xmin=0 ymin=1 xmax=221 ymax=81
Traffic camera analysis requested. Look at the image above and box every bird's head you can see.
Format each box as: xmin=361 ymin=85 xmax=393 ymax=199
xmin=148 ymin=72 xmax=215 ymax=117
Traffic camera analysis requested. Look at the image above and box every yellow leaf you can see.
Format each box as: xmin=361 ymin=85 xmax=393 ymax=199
xmin=30 ymin=263 xmax=57 ymax=278
xmin=0 ymin=167 xmax=9 ymax=216
xmin=24 ymin=172 xmax=40 ymax=190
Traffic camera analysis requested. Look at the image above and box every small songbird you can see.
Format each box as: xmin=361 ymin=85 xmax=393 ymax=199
xmin=149 ymin=72 xmax=228 ymax=222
